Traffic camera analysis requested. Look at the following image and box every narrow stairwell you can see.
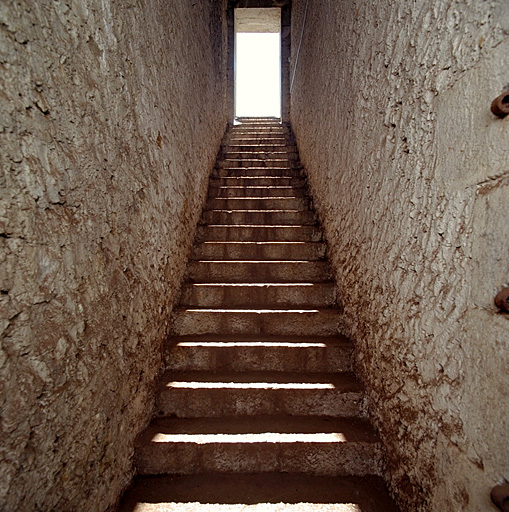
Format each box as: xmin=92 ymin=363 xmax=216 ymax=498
xmin=118 ymin=118 xmax=399 ymax=511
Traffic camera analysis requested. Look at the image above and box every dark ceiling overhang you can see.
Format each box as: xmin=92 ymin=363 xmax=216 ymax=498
xmin=228 ymin=0 xmax=291 ymax=8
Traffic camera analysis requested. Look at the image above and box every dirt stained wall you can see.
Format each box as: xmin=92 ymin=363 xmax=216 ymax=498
xmin=0 ymin=1 xmax=227 ymax=510
xmin=290 ymin=1 xmax=509 ymax=510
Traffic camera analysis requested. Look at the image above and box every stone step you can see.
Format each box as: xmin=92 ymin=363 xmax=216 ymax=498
xmin=230 ymin=129 xmax=287 ymax=136
xmin=226 ymin=128 xmax=293 ymax=137
xmin=201 ymin=209 xmax=316 ymax=226
xmin=208 ymin=186 xmax=306 ymax=199
xmin=179 ymin=283 xmax=336 ymax=308
xmin=226 ymin=134 xmax=288 ymax=140
xmin=210 ymin=176 xmax=305 ymax=187
xmin=222 ymin=151 xmax=299 ymax=160
xmin=214 ymin=167 xmax=303 ymax=178
xmin=226 ymin=125 xmax=292 ymax=134
xmin=223 ymin=146 xmax=297 ymax=153
xmin=155 ymin=371 xmax=364 ymax=418
xmin=229 ymin=118 xmax=289 ymax=126
xmin=196 ymin=225 xmax=322 ymax=242
xmin=118 ymin=472 xmax=400 ymax=512
xmin=192 ymin=241 xmax=326 ymax=261
xmin=187 ymin=260 xmax=331 ymax=283
xmin=232 ymin=120 xmax=286 ymax=125
xmin=135 ymin=416 xmax=382 ymax=476
xmin=236 ymin=117 xmax=282 ymax=121
xmin=234 ymin=123 xmax=285 ymax=128
xmin=223 ymin=144 xmax=294 ymax=152
xmin=171 ymin=308 xmax=341 ymax=337
xmin=228 ymin=128 xmax=288 ymax=133
xmin=232 ymin=124 xmax=285 ymax=130
xmin=233 ymin=124 xmax=284 ymax=128
xmin=218 ymin=159 xmax=300 ymax=169
xmin=206 ymin=197 xmax=310 ymax=210
xmin=236 ymin=116 xmax=282 ymax=122
xmin=225 ymin=136 xmax=290 ymax=144
xmin=165 ymin=334 xmax=352 ymax=373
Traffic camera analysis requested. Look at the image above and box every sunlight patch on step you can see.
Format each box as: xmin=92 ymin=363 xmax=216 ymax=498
xmin=201 ymin=242 xmax=309 ymax=245
xmin=190 ymin=283 xmax=317 ymax=287
xmin=150 ymin=432 xmax=348 ymax=443
xmin=182 ymin=309 xmax=321 ymax=314
xmin=206 ymin=211 xmax=305 ymax=214
xmin=223 ymin=158 xmax=291 ymax=161
xmin=205 ymin=224 xmax=309 ymax=228
xmin=166 ymin=382 xmax=335 ymax=390
xmin=132 ymin=503 xmax=362 ymax=511
xmin=176 ymin=342 xmax=327 ymax=348
xmin=214 ymin=197 xmax=300 ymax=200
xmin=212 ymin=187 xmax=296 ymax=190
xmin=194 ymin=261 xmax=316 ymax=264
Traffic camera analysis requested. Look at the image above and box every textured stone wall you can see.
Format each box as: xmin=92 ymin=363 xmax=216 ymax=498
xmin=290 ymin=1 xmax=508 ymax=510
xmin=0 ymin=1 xmax=227 ymax=510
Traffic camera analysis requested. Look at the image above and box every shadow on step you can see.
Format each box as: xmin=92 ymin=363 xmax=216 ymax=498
xmin=118 ymin=473 xmax=399 ymax=511
xmin=145 ymin=416 xmax=378 ymax=440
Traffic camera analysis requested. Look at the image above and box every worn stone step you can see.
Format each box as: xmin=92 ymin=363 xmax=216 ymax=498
xmin=235 ymin=116 xmax=284 ymax=120
xmin=214 ymin=167 xmax=303 ymax=178
xmin=229 ymin=125 xmax=286 ymax=131
xmin=208 ymin=186 xmax=306 ymax=199
xmin=236 ymin=116 xmax=282 ymax=122
xmin=155 ymin=371 xmax=364 ymax=418
xmin=165 ymin=334 xmax=352 ymax=373
xmin=230 ymin=129 xmax=287 ymax=136
xmin=188 ymin=261 xmax=330 ymax=283
xmin=226 ymin=136 xmax=289 ymax=145
xmin=222 ymin=147 xmax=297 ymax=154
xmin=210 ymin=176 xmax=305 ymax=188
xmin=228 ymin=127 xmax=286 ymax=133
xmin=223 ymin=144 xmax=294 ymax=152
xmin=222 ymin=151 xmax=299 ymax=160
xmin=118 ymin=472 xmax=400 ymax=512
xmin=234 ymin=126 xmax=283 ymax=129
xmin=231 ymin=129 xmax=286 ymax=134
xmin=192 ymin=241 xmax=326 ymax=261
xmin=228 ymin=129 xmax=287 ymax=133
xmin=201 ymin=209 xmax=316 ymax=226
xmin=234 ymin=124 xmax=285 ymax=129
xmin=218 ymin=159 xmax=300 ymax=169
xmin=206 ymin=197 xmax=310 ymax=210
xmin=196 ymin=225 xmax=322 ymax=242
xmin=171 ymin=308 xmax=341 ymax=337
xmin=179 ymin=283 xmax=336 ymax=308
xmin=232 ymin=120 xmax=286 ymax=126
xmin=135 ymin=416 xmax=382 ymax=476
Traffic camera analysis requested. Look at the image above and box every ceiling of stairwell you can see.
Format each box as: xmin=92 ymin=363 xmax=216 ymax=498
xmin=229 ymin=0 xmax=291 ymax=8
xmin=235 ymin=8 xmax=281 ymax=33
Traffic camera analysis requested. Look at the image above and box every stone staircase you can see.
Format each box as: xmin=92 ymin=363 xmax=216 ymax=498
xmin=118 ymin=118 xmax=399 ymax=511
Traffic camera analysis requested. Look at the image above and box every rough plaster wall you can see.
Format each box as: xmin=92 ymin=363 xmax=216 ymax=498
xmin=0 ymin=1 xmax=227 ymax=510
xmin=290 ymin=1 xmax=508 ymax=510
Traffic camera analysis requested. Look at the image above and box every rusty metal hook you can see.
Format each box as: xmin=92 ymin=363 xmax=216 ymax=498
xmin=491 ymin=92 xmax=509 ymax=118
xmin=495 ymin=287 xmax=509 ymax=313
xmin=491 ymin=483 xmax=509 ymax=512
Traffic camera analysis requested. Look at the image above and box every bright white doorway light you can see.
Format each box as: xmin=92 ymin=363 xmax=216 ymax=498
xmin=235 ymin=8 xmax=281 ymax=118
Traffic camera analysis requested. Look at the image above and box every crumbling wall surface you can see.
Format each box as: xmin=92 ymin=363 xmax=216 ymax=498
xmin=0 ymin=1 xmax=227 ymax=510
xmin=290 ymin=1 xmax=508 ymax=510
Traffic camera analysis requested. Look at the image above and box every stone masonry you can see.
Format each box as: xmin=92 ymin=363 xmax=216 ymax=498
xmin=0 ymin=1 xmax=227 ymax=510
xmin=290 ymin=1 xmax=509 ymax=510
